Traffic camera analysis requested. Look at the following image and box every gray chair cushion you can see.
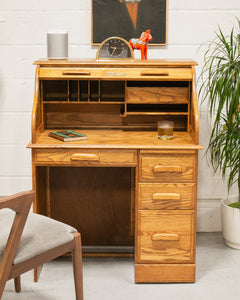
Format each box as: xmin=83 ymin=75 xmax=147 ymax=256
xmin=0 ymin=209 xmax=77 ymax=264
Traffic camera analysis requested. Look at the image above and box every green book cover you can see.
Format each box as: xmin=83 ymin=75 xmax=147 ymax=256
xmin=49 ymin=130 xmax=87 ymax=142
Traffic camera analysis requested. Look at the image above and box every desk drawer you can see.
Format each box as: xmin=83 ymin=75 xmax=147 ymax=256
xmin=139 ymin=152 xmax=196 ymax=182
xmin=137 ymin=211 xmax=194 ymax=263
xmin=138 ymin=183 xmax=195 ymax=210
xmin=39 ymin=67 xmax=192 ymax=80
xmin=127 ymin=87 xmax=189 ymax=104
xmin=34 ymin=149 xmax=137 ymax=166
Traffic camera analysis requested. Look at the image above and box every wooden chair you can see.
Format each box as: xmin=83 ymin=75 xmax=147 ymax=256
xmin=0 ymin=190 xmax=83 ymax=300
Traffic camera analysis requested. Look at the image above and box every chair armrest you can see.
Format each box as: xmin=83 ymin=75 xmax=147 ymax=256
xmin=0 ymin=191 xmax=35 ymax=279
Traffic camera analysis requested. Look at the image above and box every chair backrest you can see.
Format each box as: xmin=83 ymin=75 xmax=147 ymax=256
xmin=0 ymin=191 xmax=34 ymax=284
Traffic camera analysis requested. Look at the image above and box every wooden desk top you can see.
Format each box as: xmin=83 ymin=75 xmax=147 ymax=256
xmin=33 ymin=59 xmax=198 ymax=68
xmin=27 ymin=130 xmax=202 ymax=150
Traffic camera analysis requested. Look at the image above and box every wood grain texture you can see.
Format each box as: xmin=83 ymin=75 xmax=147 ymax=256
xmin=33 ymin=165 xmax=48 ymax=215
xmin=127 ymin=87 xmax=189 ymax=104
xmin=70 ymin=153 xmax=100 ymax=161
xmin=28 ymin=130 xmax=202 ymax=150
xmin=151 ymin=233 xmax=180 ymax=241
xmin=34 ymin=58 xmax=198 ymax=67
xmin=139 ymin=152 xmax=197 ymax=182
xmin=31 ymin=65 xmax=41 ymax=143
xmin=152 ymin=193 xmax=181 ymax=201
xmin=30 ymin=59 xmax=201 ymax=283
xmin=190 ymin=66 xmax=199 ymax=144
xmin=136 ymin=210 xmax=195 ymax=263
xmin=135 ymin=264 xmax=195 ymax=283
xmin=48 ymin=167 xmax=134 ymax=247
xmin=39 ymin=67 xmax=193 ymax=80
xmin=138 ymin=183 xmax=195 ymax=210
xmin=34 ymin=149 xmax=137 ymax=166
xmin=153 ymin=165 xmax=182 ymax=173
xmin=44 ymin=103 xmax=124 ymax=128
xmin=43 ymin=109 xmax=189 ymax=130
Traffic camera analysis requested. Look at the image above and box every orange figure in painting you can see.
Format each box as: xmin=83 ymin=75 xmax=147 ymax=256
xmin=129 ymin=29 xmax=152 ymax=60
xmin=118 ymin=0 xmax=141 ymax=29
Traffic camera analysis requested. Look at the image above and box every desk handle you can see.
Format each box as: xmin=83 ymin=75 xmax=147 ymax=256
xmin=152 ymin=193 xmax=181 ymax=201
xmin=62 ymin=71 xmax=91 ymax=76
xmin=141 ymin=72 xmax=169 ymax=77
xmin=70 ymin=153 xmax=99 ymax=161
xmin=153 ymin=166 xmax=182 ymax=173
xmin=151 ymin=233 xmax=179 ymax=241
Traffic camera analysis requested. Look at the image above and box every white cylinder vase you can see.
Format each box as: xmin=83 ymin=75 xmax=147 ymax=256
xmin=221 ymin=196 xmax=240 ymax=249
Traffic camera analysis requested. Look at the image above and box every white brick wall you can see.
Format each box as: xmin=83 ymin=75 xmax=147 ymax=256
xmin=0 ymin=0 xmax=239 ymax=230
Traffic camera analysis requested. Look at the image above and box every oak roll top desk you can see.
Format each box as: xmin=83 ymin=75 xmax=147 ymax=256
xmin=28 ymin=59 xmax=202 ymax=283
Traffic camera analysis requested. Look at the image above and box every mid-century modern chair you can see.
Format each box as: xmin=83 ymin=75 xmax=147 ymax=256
xmin=0 ymin=190 xmax=83 ymax=300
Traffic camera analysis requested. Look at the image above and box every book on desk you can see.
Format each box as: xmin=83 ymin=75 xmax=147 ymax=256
xmin=48 ymin=130 xmax=87 ymax=142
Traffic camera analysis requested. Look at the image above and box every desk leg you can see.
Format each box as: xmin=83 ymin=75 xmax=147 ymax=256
xmin=130 ymin=167 xmax=135 ymax=237
xmin=46 ymin=166 xmax=51 ymax=217
xmin=32 ymin=166 xmax=50 ymax=216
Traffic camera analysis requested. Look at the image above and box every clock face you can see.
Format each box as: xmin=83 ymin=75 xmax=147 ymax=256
xmin=108 ymin=39 xmax=124 ymax=56
xmin=96 ymin=37 xmax=134 ymax=60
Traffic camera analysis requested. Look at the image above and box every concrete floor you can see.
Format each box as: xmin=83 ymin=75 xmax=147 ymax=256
xmin=3 ymin=233 xmax=240 ymax=300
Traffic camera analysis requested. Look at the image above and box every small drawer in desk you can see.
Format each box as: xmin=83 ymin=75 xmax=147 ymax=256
xmin=34 ymin=149 xmax=137 ymax=166
xmin=127 ymin=86 xmax=189 ymax=104
xmin=139 ymin=152 xmax=196 ymax=182
xmin=138 ymin=183 xmax=195 ymax=210
xmin=137 ymin=210 xmax=194 ymax=263
xmin=39 ymin=67 xmax=192 ymax=80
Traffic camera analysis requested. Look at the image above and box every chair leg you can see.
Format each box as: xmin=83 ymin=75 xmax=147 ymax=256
xmin=72 ymin=233 xmax=83 ymax=300
xmin=34 ymin=265 xmax=43 ymax=282
xmin=0 ymin=279 xmax=7 ymax=299
xmin=14 ymin=276 xmax=21 ymax=293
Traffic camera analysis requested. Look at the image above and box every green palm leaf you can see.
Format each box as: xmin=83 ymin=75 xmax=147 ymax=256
xmin=198 ymin=19 xmax=240 ymax=207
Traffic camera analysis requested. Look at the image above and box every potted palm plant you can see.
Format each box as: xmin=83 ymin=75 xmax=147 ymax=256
xmin=199 ymin=19 xmax=240 ymax=248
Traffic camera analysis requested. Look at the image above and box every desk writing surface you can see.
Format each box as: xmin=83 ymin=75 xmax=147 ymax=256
xmin=27 ymin=130 xmax=202 ymax=149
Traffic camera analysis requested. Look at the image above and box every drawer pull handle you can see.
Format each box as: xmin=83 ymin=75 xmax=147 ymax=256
xmin=70 ymin=153 xmax=99 ymax=161
xmin=141 ymin=72 xmax=169 ymax=77
xmin=153 ymin=166 xmax=182 ymax=173
xmin=152 ymin=193 xmax=181 ymax=201
xmin=62 ymin=71 xmax=91 ymax=76
xmin=151 ymin=233 xmax=179 ymax=241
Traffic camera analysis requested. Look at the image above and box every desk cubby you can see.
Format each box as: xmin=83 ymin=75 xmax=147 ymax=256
xmin=41 ymin=77 xmax=191 ymax=131
xmin=29 ymin=59 xmax=202 ymax=283
xmin=42 ymin=80 xmax=125 ymax=103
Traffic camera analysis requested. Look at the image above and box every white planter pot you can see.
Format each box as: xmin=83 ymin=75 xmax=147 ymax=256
xmin=221 ymin=196 xmax=240 ymax=249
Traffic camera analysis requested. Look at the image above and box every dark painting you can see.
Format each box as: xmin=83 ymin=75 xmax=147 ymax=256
xmin=92 ymin=0 xmax=167 ymax=45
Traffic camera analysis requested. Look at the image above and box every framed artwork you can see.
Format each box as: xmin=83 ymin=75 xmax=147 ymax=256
xmin=92 ymin=0 xmax=168 ymax=45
